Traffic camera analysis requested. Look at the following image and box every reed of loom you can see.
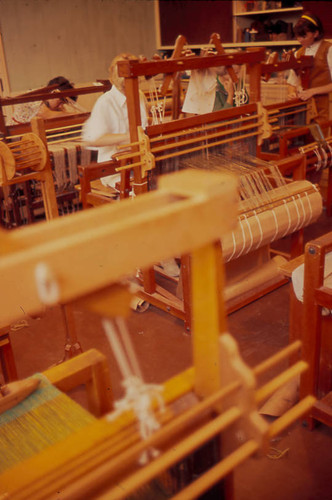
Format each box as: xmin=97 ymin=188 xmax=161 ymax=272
xmin=0 ymin=169 xmax=314 ymax=499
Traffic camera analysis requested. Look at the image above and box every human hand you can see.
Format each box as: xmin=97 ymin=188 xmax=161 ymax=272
xmin=223 ymin=77 xmax=234 ymax=97
xmin=298 ymin=88 xmax=315 ymax=101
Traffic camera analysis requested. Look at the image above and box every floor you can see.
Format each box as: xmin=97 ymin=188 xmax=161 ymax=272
xmin=4 ymin=211 xmax=332 ymax=499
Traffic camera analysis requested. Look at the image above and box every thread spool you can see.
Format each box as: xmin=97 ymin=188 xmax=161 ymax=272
xmin=0 ymin=133 xmax=47 ymax=183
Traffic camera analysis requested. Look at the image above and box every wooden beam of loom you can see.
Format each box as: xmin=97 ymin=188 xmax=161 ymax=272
xmin=261 ymin=55 xmax=313 ymax=88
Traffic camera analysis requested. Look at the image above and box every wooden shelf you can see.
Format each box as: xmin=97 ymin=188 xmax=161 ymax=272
xmin=234 ymin=7 xmax=303 ymax=16
xmin=233 ymin=1 xmax=303 ymax=47
xmin=228 ymin=40 xmax=300 ymax=47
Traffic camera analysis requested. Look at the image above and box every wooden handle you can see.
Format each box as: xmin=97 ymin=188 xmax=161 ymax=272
xmin=160 ymin=34 xmax=187 ymax=96
xmin=210 ymin=32 xmax=239 ymax=84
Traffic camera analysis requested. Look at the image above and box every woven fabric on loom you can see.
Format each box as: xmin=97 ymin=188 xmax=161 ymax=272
xmin=48 ymin=143 xmax=92 ymax=192
xmin=0 ymin=373 xmax=96 ymax=473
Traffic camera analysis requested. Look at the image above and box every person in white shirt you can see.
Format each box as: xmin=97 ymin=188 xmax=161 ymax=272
xmin=82 ymin=54 xmax=179 ymax=277
xmin=82 ymin=53 xmax=148 ymax=187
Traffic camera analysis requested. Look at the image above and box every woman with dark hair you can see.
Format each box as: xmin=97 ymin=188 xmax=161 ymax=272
xmin=36 ymin=76 xmax=85 ymax=119
xmin=46 ymin=76 xmax=77 ymax=101
xmin=10 ymin=76 xmax=84 ymax=124
xmin=293 ymin=12 xmax=332 ymax=126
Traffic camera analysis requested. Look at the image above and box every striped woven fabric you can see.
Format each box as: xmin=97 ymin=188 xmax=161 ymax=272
xmin=0 ymin=373 xmax=96 ymax=473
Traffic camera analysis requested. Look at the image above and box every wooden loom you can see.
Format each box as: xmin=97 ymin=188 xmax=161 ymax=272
xmin=279 ymin=231 xmax=332 ymax=431
xmin=107 ymin=49 xmax=323 ymax=329
xmin=0 ymin=169 xmax=314 ymax=499
xmin=0 ymin=83 xmax=111 ymax=226
xmin=298 ymin=135 xmax=332 ymax=216
xmin=0 ymin=115 xmax=97 ymax=226
xmin=257 ymin=54 xmax=317 ymax=161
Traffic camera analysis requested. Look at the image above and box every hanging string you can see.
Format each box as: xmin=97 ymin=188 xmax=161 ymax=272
xmin=148 ymin=77 xmax=166 ymax=125
xmin=103 ymin=317 xmax=165 ymax=464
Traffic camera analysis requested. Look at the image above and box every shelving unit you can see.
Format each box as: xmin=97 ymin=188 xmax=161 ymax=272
xmin=233 ymin=1 xmax=303 ymax=48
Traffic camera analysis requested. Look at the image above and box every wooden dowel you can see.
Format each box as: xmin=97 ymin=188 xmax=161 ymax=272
xmin=54 ymin=381 xmax=241 ymax=499
xmin=267 ymin=101 xmax=308 ymax=115
xmin=9 ymin=140 xmax=36 ymax=150
xmin=117 ymin=140 xmax=140 ymax=149
xmin=5 ymin=171 xmax=44 ymax=184
xmin=16 ymin=162 xmax=42 ymax=171
xmin=45 ymin=123 xmax=83 ymax=133
xmin=253 ymin=340 xmax=302 ymax=377
xmin=171 ymin=439 xmax=259 ymax=500
xmin=13 ymin=151 xmax=41 ymax=159
xmin=115 ymin=160 xmax=146 ymax=172
xmin=99 ymin=406 xmax=242 ymax=500
xmin=47 ymin=131 xmax=82 ymax=141
xmin=16 ymin=160 xmax=43 ymax=169
xmin=268 ymin=395 xmax=315 ymax=438
xmin=271 ymin=110 xmax=305 ymax=121
xmin=48 ymin=138 xmax=83 ymax=145
xmin=255 ymin=361 xmax=308 ymax=405
xmin=14 ymin=152 xmax=43 ymax=162
xmin=114 ymin=150 xmax=142 ymax=162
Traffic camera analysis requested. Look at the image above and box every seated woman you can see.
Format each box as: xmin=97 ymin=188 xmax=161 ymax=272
xmin=10 ymin=76 xmax=84 ymax=124
xmin=36 ymin=76 xmax=86 ymax=119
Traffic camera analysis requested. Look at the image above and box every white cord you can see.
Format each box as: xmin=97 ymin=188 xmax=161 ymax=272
xmin=103 ymin=318 xmax=164 ymax=464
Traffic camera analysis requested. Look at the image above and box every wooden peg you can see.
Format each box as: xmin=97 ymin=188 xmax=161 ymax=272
xmin=209 ymin=33 xmax=239 ymax=84
xmin=160 ymin=34 xmax=187 ymax=96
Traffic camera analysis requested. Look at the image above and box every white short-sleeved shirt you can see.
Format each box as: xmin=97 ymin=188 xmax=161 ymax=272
xmin=82 ymin=85 xmax=147 ymax=162
xmin=82 ymin=85 xmax=148 ymax=188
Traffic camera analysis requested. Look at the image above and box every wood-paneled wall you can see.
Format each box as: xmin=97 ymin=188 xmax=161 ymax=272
xmin=0 ymin=0 xmax=156 ymax=93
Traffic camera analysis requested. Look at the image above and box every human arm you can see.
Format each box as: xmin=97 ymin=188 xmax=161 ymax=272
xmin=298 ymin=82 xmax=332 ymax=101
xmin=223 ymin=78 xmax=234 ymax=106
xmin=82 ymin=132 xmax=130 ymax=148
xmin=81 ymin=91 xmax=131 ymax=150
xmin=36 ymin=101 xmax=73 ymax=119
xmin=298 ymin=44 xmax=332 ymax=100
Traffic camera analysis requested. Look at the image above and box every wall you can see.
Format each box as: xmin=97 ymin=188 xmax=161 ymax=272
xmin=0 ymin=0 xmax=157 ymax=93
xmin=157 ymin=0 xmax=232 ymax=47
xmin=302 ymin=1 xmax=332 ymax=39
